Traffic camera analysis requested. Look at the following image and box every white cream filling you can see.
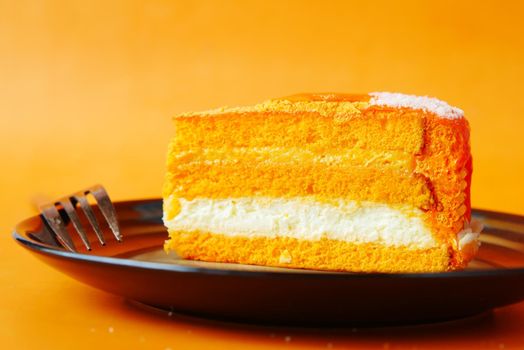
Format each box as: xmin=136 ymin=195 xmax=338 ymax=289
xmin=164 ymin=196 xmax=438 ymax=249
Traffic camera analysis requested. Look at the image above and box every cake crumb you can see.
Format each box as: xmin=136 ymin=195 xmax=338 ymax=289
xmin=279 ymin=250 xmax=292 ymax=264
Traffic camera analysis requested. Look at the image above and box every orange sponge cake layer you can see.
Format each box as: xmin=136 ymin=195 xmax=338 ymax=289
xmin=165 ymin=162 xmax=435 ymax=209
xmin=163 ymin=92 xmax=481 ymax=272
xmin=172 ymin=109 xmax=425 ymax=152
xmin=164 ymin=231 xmax=450 ymax=273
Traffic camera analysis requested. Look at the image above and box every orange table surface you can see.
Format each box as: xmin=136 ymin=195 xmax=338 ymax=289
xmin=2 ymin=1 xmax=524 ymax=349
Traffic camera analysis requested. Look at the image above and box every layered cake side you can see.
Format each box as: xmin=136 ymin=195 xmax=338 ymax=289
xmin=162 ymin=92 xmax=482 ymax=272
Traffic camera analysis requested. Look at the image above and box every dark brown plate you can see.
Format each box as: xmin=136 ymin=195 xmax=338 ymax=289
xmin=12 ymin=199 xmax=524 ymax=326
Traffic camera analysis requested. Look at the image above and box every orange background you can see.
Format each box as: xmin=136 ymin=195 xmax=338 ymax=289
xmin=2 ymin=1 xmax=524 ymax=349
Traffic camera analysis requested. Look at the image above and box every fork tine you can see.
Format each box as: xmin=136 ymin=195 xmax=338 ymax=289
xmin=89 ymin=185 xmax=122 ymax=242
xmin=60 ymin=198 xmax=92 ymax=251
xmin=39 ymin=202 xmax=77 ymax=252
xmin=72 ymin=194 xmax=106 ymax=246
xmin=38 ymin=185 xmax=121 ymax=251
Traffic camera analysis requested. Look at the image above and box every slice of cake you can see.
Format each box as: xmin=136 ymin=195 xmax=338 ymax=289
xmin=162 ymin=92 xmax=482 ymax=273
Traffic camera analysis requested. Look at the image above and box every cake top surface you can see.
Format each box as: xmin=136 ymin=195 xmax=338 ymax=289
xmin=178 ymin=92 xmax=464 ymax=119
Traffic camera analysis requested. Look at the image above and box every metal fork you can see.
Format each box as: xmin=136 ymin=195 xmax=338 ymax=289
xmin=39 ymin=185 xmax=122 ymax=252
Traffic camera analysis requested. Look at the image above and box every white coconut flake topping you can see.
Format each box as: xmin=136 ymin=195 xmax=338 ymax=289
xmin=369 ymin=92 xmax=464 ymax=119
